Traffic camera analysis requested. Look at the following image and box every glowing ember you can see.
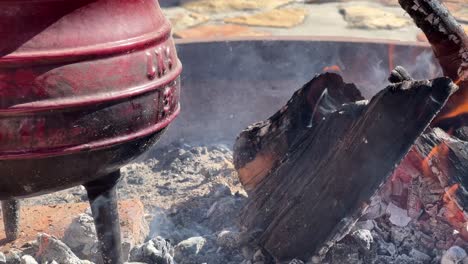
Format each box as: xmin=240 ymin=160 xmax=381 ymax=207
xmin=443 ymin=184 xmax=465 ymax=229
xmin=421 ymin=142 xmax=449 ymax=178
xmin=419 ymin=139 xmax=467 ymax=230
xmin=322 ymin=65 xmax=341 ymax=73
xmin=438 ymin=103 xmax=468 ymax=121
xmin=444 ymin=184 xmax=459 ymax=203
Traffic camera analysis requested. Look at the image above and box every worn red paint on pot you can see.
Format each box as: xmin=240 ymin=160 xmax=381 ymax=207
xmin=0 ymin=0 xmax=181 ymax=198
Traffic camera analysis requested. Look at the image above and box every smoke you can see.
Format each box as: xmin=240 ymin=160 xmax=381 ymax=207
xmin=157 ymin=40 xmax=442 ymax=147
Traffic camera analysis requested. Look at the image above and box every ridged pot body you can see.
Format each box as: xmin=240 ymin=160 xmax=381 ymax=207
xmin=0 ymin=0 xmax=181 ymax=198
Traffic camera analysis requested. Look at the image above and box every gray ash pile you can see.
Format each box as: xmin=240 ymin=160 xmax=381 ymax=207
xmin=2 ymin=143 xmax=468 ymax=264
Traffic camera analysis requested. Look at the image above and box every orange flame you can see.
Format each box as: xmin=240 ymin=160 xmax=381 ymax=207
xmin=436 ymin=78 xmax=467 ymax=121
xmin=443 ymin=184 xmax=465 ymax=228
xmin=322 ymin=65 xmax=341 ymax=73
xmin=438 ymin=103 xmax=468 ymax=121
xmin=444 ymin=184 xmax=460 ymax=202
xmin=421 ymin=142 xmax=450 ymax=178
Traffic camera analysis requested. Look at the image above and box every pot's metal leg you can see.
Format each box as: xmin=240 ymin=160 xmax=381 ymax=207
xmin=84 ymin=171 xmax=124 ymax=264
xmin=1 ymin=199 xmax=20 ymax=241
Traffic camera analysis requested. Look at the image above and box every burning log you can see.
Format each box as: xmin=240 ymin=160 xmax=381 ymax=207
xmin=412 ymin=128 xmax=468 ymax=218
xmin=398 ymin=0 xmax=468 ymax=129
xmin=397 ymin=0 xmax=468 ymax=233
xmin=234 ymin=73 xmax=363 ymax=192
xmin=234 ymin=70 xmax=457 ymax=261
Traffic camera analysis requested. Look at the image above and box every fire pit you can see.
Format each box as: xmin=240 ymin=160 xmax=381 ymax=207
xmin=1 ymin=36 xmax=466 ymax=263
xmin=1 ymin=1 xmax=467 ymax=263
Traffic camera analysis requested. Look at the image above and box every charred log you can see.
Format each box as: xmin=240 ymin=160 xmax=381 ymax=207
xmin=234 ymin=72 xmax=457 ymax=261
xmin=411 ymin=127 xmax=468 ymax=215
xmin=396 ymin=0 xmax=468 ymax=229
xmin=399 ymin=0 xmax=468 ymax=129
xmin=233 ymin=73 xmax=363 ymax=192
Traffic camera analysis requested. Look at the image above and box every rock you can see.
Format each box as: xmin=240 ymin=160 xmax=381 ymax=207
xmin=441 ymin=246 xmax=467 ymax=264
xmin=4 ymin=250 xmax=21 ymax=264
xmin=409 ymin=248 xmax=431 ymax=263
xmin=305 ymin=0 xmax=352 ymax=3
xmin=129 ymin=236 xmax=174 ymax=264
xmin=19 ymin=256 xmax=37 ymax=264
xmin=253 ymin=249 xmax=266 ymax=262
xmin=62 ymin=205 xmax=148 ymax=263
xmin=378 ymin=0 xmax=399 ymax=6
xmin=241 ymin=246 xmax=255 ymax=260
xmin=212 ymin=184 xmax=232 ymax=198
xmin=63 ymin=214 xmax=99 ymax=261
xmin=376 ymin=240 xmax=396 ymax=257
xmin=390 ymin=226 xmax=411 ymax=246
xmin=362 ymin=196 xmax=387 ymax=220
xmin=216 ymin=230 xmax=242 ymax=250
xmin=35 ymin=233 xmax=86 ymax=264
xmin=0 ymin=200 xmax=145 ymax=251
xmin=373 ymin=255 xmax=394 ymax=263
xmin=174 ymin=24 xmax=270 ymax=39
xmin=119 ymin=201 xmax=150 ymax=261
xmin=225 ymin=8 xmax=308 ymax=28
xmin=339 ymin=5 xmax=411 ymax=30
xmin=183 ymin=0 xmax=295 ymax=14
xmin=205 ymin=196 xmax=244 ymax=230
xmin=351 ymin=229 xmax=373 ymax=251
xmin=174 ymin=237 xmax=207 ymax=261
xmin=444 ymin=2 xmax=464 ymax=13
xmin=394 ymin=254 xmax=422 ymax=264
xmin=386 ymin=203 xmax=411 ymax=227
xmin=328 ymin=243 xmax=360 ymax=264
xmin=353 ymin=220 xmax=375 ymax=231
xmin=454 ymin=8 xmax=468 ymax=24
xmin=162 ymin=8 xmax=210 ymax=31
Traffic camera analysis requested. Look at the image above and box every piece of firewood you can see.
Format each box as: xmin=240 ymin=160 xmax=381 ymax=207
xmin=233 ymin=73 xmax=364 ymax=192
xmin=397 ymin=0 xmax=468 ymax=228
xmin=399 ymin=0 xmax=468 ymax=128
xmin=412 ymin=127 xmax=468 ymax=215
xmin=235 ymin=72 xmax=457 ymax=262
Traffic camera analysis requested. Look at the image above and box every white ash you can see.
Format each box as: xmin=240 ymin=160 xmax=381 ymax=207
xmin=63 ymin=214 xmax=99 ymax=262
xmin=441 ymin=246 xmax=468 ymax=264
xmin=3 ymin=144 xmax=246 ymax=264
xmin=20 ymin=255 xmax=37 ymax=264
xmin=217 ymin=230 xmax=242 ymax=250
xmin=129 ymin=237 xmax=174 ymax=264
xmin=322 ymin=154 xmax=468 ymax=264
xmin=5 ymin=143 xmax=468 ymax=263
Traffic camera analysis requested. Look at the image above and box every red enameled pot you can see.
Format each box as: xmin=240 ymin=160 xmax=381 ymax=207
xmin=0 ymin=1 xmax=181 ymax=263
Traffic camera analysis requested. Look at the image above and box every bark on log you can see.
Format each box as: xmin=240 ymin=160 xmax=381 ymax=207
xmin=398 ymin=0 xmax=468 ymax=128
xmin=234 ymin=72 xmax=457 ymax=262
